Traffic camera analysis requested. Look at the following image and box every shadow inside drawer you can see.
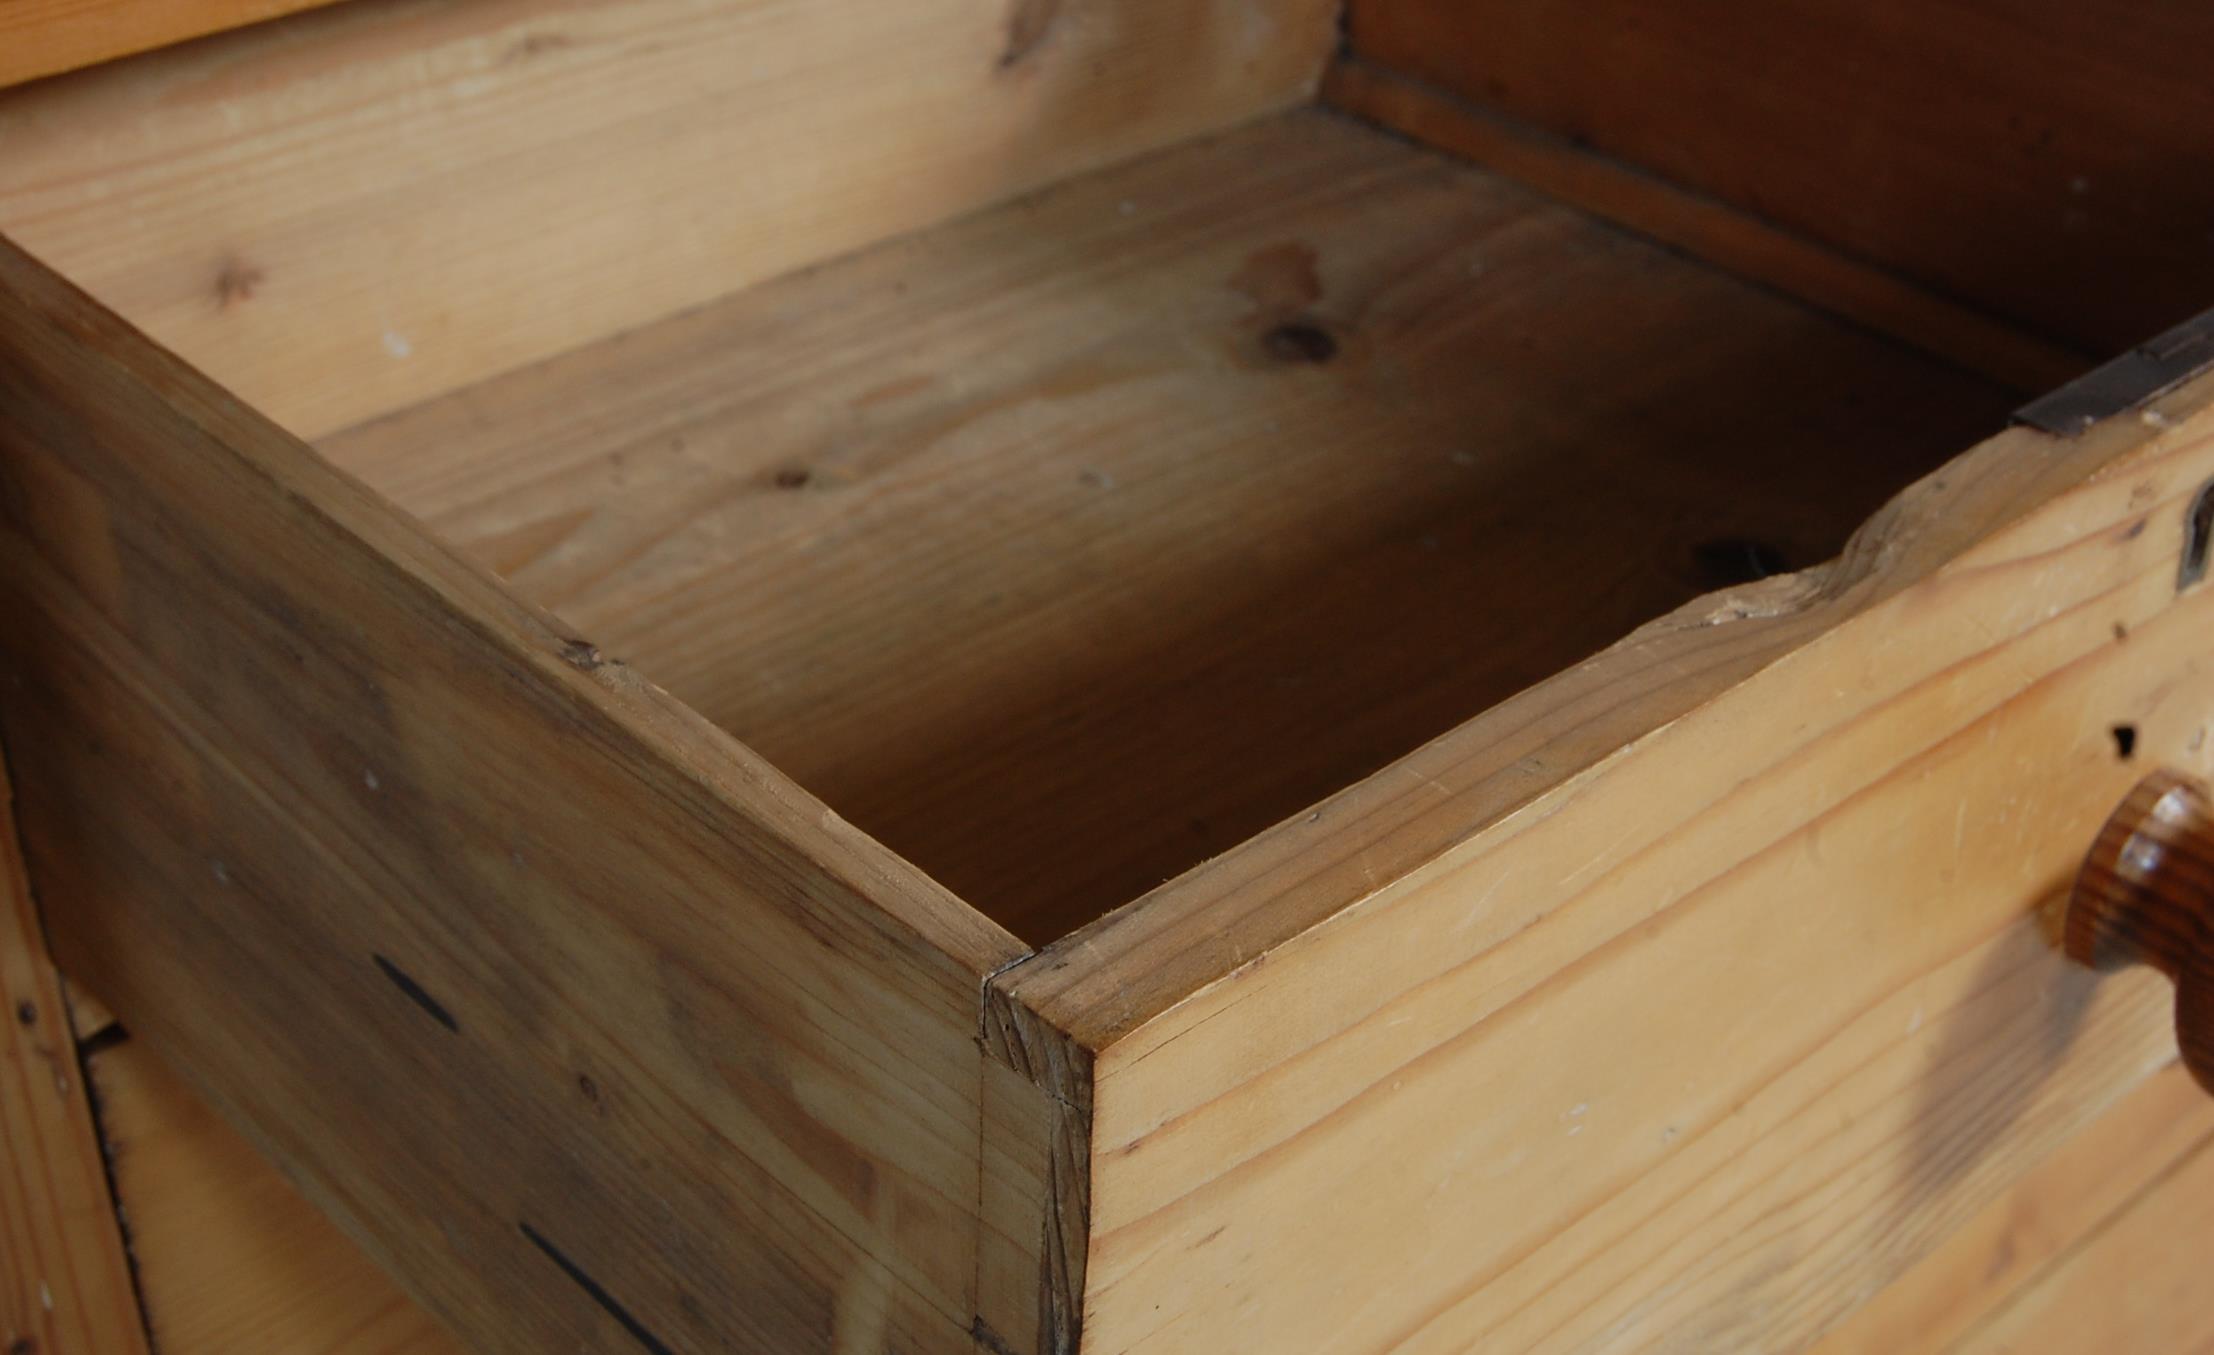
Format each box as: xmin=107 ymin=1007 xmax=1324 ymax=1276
xmin=321 ymin=112 xmax=2021 ymax=943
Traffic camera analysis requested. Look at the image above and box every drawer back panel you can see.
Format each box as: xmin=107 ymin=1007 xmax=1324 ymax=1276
xmin=0 ymin=238 xmax=1044 ymax=1354
xmin=1341 ymin=0 xmax=2214 ymax=359
xmin=0 ymin=0 xmax=1340 ymax=442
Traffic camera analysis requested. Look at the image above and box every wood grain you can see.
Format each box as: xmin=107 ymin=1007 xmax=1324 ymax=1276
xmin=1002 ymin=375 xmax=2214 ymax=1351
xmin=0 ymin=234 xmax=1040 ymax=1353
xmin=1342 ymin=0 xmax=2214 ymax=357
xmin=1321 ymin=58 xmax=2089 ymax=395
xmin=0 ymin=759 xmax=148 ymax=1355
xmin=320 ymin=110 xmax=2017 ymax=943
xmin=80 ymin=1034 xmax=459 ymax=1355
xmin=0 ymin=0 xmax=1340 ymax=441
xmin=1952 ymin=1132 xmax=2214 ymax=1354
xmin=0 ymin=0 xmax=338 ymax=88
xmin=1813 ymin=1061 xmax=2214 ymax=1354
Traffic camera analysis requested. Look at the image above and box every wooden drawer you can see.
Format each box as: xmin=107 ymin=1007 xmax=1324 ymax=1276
xmin=4 ymin=3 xmax=2214 ymax=1352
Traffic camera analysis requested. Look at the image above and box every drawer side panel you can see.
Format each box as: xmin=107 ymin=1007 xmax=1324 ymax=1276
xmin=0 ymin=235 xmax=1029 ymax=1354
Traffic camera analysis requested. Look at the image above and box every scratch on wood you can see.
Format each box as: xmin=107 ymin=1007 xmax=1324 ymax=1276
xmin=370 ymin=954 xmax=459 ymax=1033
xmin=519 ymin=1222 xmax=676 ymax=1355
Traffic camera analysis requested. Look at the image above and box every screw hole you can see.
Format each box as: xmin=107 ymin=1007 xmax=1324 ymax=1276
xmin=2112 ymin=724 xmax=2139 ymax=761
xmin=2180 ymin=479 xmax=2214 ymax=590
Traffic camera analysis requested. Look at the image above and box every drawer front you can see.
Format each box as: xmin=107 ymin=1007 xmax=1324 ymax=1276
xmin=1002 ymin=373 xmax=2214 ymax=1351
xmin=0 ymin=237 xmax=1043 ymax=1354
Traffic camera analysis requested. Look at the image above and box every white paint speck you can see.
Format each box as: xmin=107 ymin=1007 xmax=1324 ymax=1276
xmin=211 ymin=860 xmax=231 ymax=885
xmin=363 ymin=768 xmax=381 ymax=791
xmin=382 ymin=329 xmax=415 ymax=359
xmin=1907 ymin=1005 xmax=1924 ymax=1035
xmin=1567 ymin=1102 xmax=1588 ymax=1118
xmin=40 ymin=1282 xmax=53 ymax=1311
xmin=1567 ymin=1124 xmax=1584 ymax=1137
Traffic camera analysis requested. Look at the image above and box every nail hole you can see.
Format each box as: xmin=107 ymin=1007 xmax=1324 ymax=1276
xmin=2112 ymin=724 xmax=2139 ymax=761
xmin=1691 ymin=537 xmax=1788 ymax=588
xmin=2181 ymin=478 xmax=2214 ymax=590
xmin=1263 ymin=321 xmax=1337 ymax=365
xmin=15 ymin=1000 xmax=36 ymax=1026
xmin=372 ymin=954 xmax=460 ymax=1033
xmin=772 ymin=467 xmax=812 ymax=490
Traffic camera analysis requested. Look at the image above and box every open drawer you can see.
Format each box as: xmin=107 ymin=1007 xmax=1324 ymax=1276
xmin=5 ymin=3 xmax=2214 ymax=1352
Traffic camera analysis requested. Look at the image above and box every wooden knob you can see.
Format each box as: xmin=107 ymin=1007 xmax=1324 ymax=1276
xmin=2065 ymin=769 xmax=2214 ymax=1091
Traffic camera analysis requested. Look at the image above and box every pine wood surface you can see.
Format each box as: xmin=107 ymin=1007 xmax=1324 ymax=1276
xmin=0 ymin=0 xmax=1339 ymax=441
xmin=1000 ymin=374 xmax=2214 ymax=1351
xmin=4 ymin=5 xmax=2213 ymax=1346
xmin=320 ymin=110 xmax=2017 ymax=944
xmin=1341 ymin=0 xmax=2214 ymax=357
xmin=0 ymin=233 xmax=1040 ymax=1354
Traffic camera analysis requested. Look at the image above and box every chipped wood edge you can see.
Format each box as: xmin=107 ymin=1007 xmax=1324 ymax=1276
xmin=1004 ymin=370 xmax=2214 ymax=1058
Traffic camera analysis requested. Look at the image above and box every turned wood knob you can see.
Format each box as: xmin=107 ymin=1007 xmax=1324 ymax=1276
xmin=2066 ymin=769 xmax=2214 ymax=1091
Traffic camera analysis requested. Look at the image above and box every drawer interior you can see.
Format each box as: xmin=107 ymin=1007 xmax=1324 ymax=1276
xmin=12 ymin=0 xmax=2186 ymax=949
xmin=315 ymin=110 xmax=2012 ymax=943
xmin=10 ymin=6 xmax=2214 ymax=1355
